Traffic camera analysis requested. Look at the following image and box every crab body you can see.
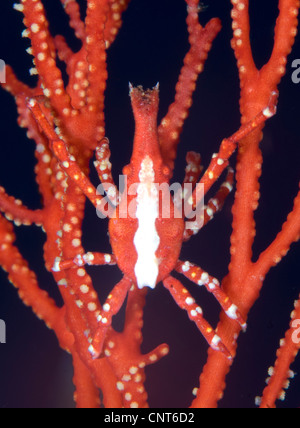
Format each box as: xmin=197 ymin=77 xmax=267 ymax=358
xmin=109 ymin=86 xmax=184 ymax=289
xmin=29 ymin=82 xmax=275 ymax=359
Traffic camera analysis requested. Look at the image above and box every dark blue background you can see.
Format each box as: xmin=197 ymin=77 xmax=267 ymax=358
xmin=0 ymin=0 xmax=299 ymax=408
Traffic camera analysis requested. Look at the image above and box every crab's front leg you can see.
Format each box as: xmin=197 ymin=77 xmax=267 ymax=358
xmin=185 ymin=91 xmax=278 ymax=217
xmin=94 ymin=138 xmax=120 ymax=206
xmin=51 ymin=139 xmax=108 ymax=212
xmin=27 ymin=98 xmax=116 ymax=217
xmin=176 ymin=260 xmax=246 ymax=330
xmin=182 ymin=151 xmax=203 ymax=187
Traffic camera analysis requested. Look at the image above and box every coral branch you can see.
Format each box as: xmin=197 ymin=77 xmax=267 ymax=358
xmin=21 ymin=0 xmax=71 ymax=114
xmin=230 ymin=0 xmax=257 ymax=84
xmin=72 ymin=350 xmax=101 ymax=409
xmin=194 ymin=0 xmax=300 ymax=408
xmin=85 ymin=0 xmax=108 ymax=116
xmin=0 ymin=186 xmax=44 ymax=226
xmin=259 ymin=295 xmax=300 ymax=408
xmin=104 ymin=0 xmax=131 ymax=48
xmin=60 ymin=0 xmax=85 ymax=41
xmin=255 ymin=185 xmax=300 ymax=278
xmin=262 ymin=0 xmax=300 ymax=92
xmin=158 ymin=0 xmax=221 ymax=171
xmin=0 ymin=214 xmax=71 ymax=350
xmin=103 ymin=287 xmax=169 ymax=408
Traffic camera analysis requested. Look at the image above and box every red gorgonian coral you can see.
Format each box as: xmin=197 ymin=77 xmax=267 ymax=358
xmin=0 ymin=0 xmax=300 ymax=408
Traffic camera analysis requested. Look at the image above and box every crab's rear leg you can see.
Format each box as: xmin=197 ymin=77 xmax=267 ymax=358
xmin=176 ymin=260 xmax=246 ymax=330
xmin=89 ymin=277 xmax=133 ymax=359
xmin=163 ymin=275 xmax=232 ymax=359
